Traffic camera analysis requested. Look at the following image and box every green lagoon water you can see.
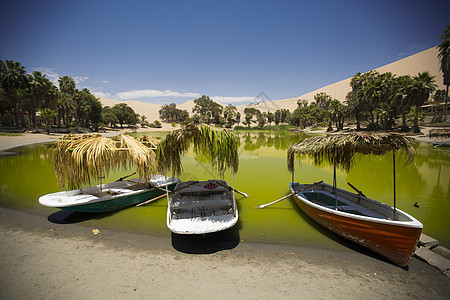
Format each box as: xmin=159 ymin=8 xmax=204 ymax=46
xmin=0 ymin=131 xmax=449 ymax=249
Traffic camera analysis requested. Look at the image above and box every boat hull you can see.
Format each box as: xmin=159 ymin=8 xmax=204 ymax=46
xmin=290 ymin=183 xmax=422 ymax=267
xmin=57 ymin=185 xmax=176 ymax=213
xmin=39 ymin=177 xmax=179 ymax=213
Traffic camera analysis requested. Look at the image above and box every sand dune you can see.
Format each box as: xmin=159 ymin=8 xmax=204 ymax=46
xmin=99 ymin=47 xmax=445 ymax=120
xmin=237 ymin=47 xmax=445 ymax=113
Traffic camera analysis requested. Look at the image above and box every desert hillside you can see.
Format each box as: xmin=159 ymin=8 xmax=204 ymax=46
xmin=99 ymin=47 xmax=445 ymax=121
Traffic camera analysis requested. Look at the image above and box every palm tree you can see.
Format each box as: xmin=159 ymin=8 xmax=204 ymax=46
xmin=58 ymin=75 xmax=76 ymax=95
xmin=330 ymin=99 xmax=344 ymax=131
xmin=411 ymin=72 xmax=437 ymax=107
xmin=57 ymin=92 xmax=75 ymax=126
xmin=28 ymin=71 xmax=55 ymax=127
xmin=407 ymin=106 xmax=426 ymax=133
xmin=408 ymin=72 xmax=436 ymax=132
xmin=0 ymin=60 xmax=28 ymax=127
xmin=437 ymin=25 xmax=450 ymax=121
xmin=41 ymin=108 xmax=57 ymax=134
xmin=58 ymin=76 xmax=78 ymax=126
xmin=391 ymin=75 xmax=414 ymax=131
xmin=347 ymin=71 xmax=378 ymax=130
xmin=314 ymin=92 xmax=333 ymax=131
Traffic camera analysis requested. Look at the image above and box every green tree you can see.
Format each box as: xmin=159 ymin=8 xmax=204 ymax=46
xmin=437 ymin=25 xmax=450 ymax=121
xmin=57 ymin=92 xmax=75 ymax=126
xmin=159 ymin=103 xmax=189 ymax=123
xmin=411 ymin=72 xmax=437 ymax=107
xmin=266 ymin=112 xmax=274 ymax=125
xmin=280 ymin=109 xmax=290 ymax=124
xmin=391 ymin=75 xmax=414 ymax=131
xmin=58 ymin=76 xmax=76 ymax=95
xmin=76 ymin=89 xmax=103 ymax=130
xmin=41 ymin=108 xmax=57 ymax=133
xmin=236 ymin=112 xmax=241 ymax=126
xmin=244 ymin=113 xmax=253 ymax=127
xmin=274 ymin=110 xmax=281 ymax=125
xmin=257 ymin=112 xmax=267 ymax=127
xmin=223 ymin=104 xmax=237 ymax=128
xmin=28 ymin=71 xmax=44 ymax=127
xmin=330 ymin=99 xmax=345 ymax=130
xmin=314 ymin=92 xmax=333 ymax=130
xmin=58 ymin=76 xmax=78 ymax=126
xmin=407 ymin=106 xmax=426 ymax=133
xmin=297 ymin=99 xmax=308 ymax=107
xmin=110 ymin=103 xmax=138 ymax=127
xmin=102 ymin=106 xmax=119 ymax=127
xmin=192 ymin=95 xmax=223 ymax=124
xmin=0 ymin=60 xmax=29 ymax=127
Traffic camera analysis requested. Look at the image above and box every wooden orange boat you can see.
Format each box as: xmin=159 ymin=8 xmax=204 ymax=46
xmin=284 ymin=132 xmax=423 ymax=266
xmin=290 ymin=181 xmax=422 ymax=267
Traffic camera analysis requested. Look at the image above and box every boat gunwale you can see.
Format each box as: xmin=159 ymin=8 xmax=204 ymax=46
xmin=39 ymin=177 xmax=179 ymax=208
xmin=290 ymin=182 xmax=423 ymax=229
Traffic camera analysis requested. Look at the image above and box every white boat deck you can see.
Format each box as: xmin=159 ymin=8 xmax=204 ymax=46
xmin=168 ymin=180 xmax=238 ymax=234
xmin=39 ymin=176 xmax=178 ymax=207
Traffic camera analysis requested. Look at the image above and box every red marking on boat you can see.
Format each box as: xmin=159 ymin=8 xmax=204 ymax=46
xmin=204 ymin=183 xmax=218 ymax=190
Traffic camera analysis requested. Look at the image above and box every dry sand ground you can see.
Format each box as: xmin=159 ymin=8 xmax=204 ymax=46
xmin=1 ymin=207 xmax=449 ymax=300
xmin=0 ymin=129 xmax=449 ymax=299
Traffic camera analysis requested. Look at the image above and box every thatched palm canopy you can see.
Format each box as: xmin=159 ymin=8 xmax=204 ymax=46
xmin=157 ymin=123 xmax=239 ymax=176
xmin=287 ymin=132 xmax=416 ymax=173
xmin=50 ymin=133 xmax=158 ymax=189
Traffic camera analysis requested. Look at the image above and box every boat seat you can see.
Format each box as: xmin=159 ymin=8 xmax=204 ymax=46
xmin=58 ymin=194 xmax=97 ymax=203
xmin=109 ymin=188 xmax=131 ymax=193
xmin=172 ymin=205 xmax=232 ymax=219
xmin=172 ymin=199 xmax=231 ymax=209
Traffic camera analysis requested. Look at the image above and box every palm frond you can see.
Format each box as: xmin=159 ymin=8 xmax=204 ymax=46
xmin=157 ymin=123 xmax=239 ymax=176
xmin=287 ymin=132 xmax=415 ymax=173
xmin=49 ymin=133 xmax=158 ymax=189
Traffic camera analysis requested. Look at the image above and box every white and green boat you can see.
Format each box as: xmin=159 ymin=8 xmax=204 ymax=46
xmin=39 ymin=175 xmax=179 ymax=213
xmin=40 ymin=133 xmax=177 ymax=213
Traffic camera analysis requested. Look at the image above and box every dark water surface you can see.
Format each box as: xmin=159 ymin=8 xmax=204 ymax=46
xmin=0 ymin=131 xmax=448 ymax=249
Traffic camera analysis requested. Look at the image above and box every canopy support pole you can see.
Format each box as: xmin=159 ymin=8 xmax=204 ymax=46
xmin=393 ymin=151 xmax=397 ymax=220
xmin=164 ymin=173 xmax=170 ymax=203
xmin=232 ymin=169 xmax=236 ymax=216
xmin=333 ymin=151 xmax=338 ymax=210
xmin=99 ymin=175 xmax=104 ymax=198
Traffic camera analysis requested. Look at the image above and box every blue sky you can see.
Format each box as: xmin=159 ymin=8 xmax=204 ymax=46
xmin=1 ymin=0 xmax=449 ymax=105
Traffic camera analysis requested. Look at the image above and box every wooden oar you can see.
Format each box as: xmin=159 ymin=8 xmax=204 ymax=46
xmin=215 ymin=181 xmax=248 ymax=198
xmin=232 ymin=188 xmax=248 ymax=198
xmin=155 ymin=186 xmax=173 ymax=194
xmin=257 ymin=180 xmax=323 ymax=209
xmin=347 ymin=182 xmax=365 ymax=197
xmin=136 ymin=193 xmax=167 ymax=207
xmin=116 ymin=172 xmax=137 ymax=181
xmin=173 ymin=181 xmax=198 ymax=192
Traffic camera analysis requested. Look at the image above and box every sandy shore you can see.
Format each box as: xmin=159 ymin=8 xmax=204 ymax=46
xmin=0 ymin=125 xmax=178 ymax=154
xmin=0 ymin=207 xmax=449 ymax=299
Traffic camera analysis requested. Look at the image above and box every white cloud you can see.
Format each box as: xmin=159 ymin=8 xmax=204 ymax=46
xmin=211 ymin=96 xmax=256 ymax=104
xmin=34 ymin=67 xmax=90 ymax=87
xmin=73 ymin=76 xmax=89 ymax=84
xmin=116 ymin=89 xmax=202 ymax=100
xmin=92 ymin=91 xmax=112 ymax=98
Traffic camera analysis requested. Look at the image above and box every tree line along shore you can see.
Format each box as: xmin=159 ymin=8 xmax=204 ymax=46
xmin=1 ymin=26 xmax=449 ymax=134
